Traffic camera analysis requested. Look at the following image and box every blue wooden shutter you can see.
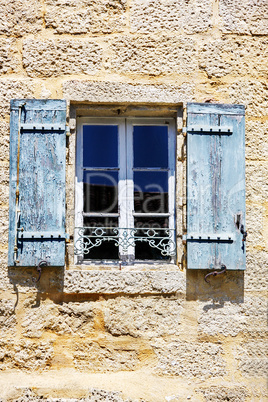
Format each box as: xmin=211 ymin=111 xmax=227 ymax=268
xmin=8 ymin=99 xmax=67 ymax=267
xmin=186 ymin=103 xmax=246 ymax=270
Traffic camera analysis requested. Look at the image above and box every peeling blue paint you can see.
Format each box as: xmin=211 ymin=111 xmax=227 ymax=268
xmin=8 ymin=99 xmax=67 ymax=267
xmin=187 ymin=103 xmax=246 ymax=270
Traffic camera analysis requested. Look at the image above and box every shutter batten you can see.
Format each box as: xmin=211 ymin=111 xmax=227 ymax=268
xmin=8 ymin=99 xmax=67 ymax=267
xmin=186 ymin=103 xmax=246 ymax=270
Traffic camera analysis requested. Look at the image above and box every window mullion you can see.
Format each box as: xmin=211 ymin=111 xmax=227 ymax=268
xmin=126 ymin=119 xmax=135 ymax=261
xmin=168 ymin=120 xmax=176 ymax=263
xmin=118 ymin=120 xmax=128 ymax=260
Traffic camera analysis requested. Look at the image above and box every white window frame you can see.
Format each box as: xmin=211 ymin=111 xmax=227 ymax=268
xmin=75 ymin=117 xmax=176 ymax=264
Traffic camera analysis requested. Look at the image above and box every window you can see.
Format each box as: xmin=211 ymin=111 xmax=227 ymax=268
xmin=8 ymin=100 xmax=246 ymax=271
xmin=75 ymin=118 xmax=176 ymax=264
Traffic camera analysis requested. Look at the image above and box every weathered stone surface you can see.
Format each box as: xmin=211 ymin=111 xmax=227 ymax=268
xmin=229 ymin=80 xmax=268 ymax=118
xmin=0 ymin=208 xmax=9 ymax=244
xmin=107 ymin=36 xmax=197 ymax=75
xmin=0 ymin=259 xmax=14 ymax=291
xmin=246 ymin=120 xmax=268 ymax=161
xmin=199 ymin=37 xmax=268 ymax=79
xmin=246 ymin=202 xmax=267 ymax=250
xmin=0 ymin=299 xmax=16 ymax=337
xmin=62 ymin=80 xmax=195 ymax=104
xmin=0 ymin=39 xmax=19 ymax=75
xmin=152 ymin=340 xmax=226 ymax=378
xmin=64 ymin=270 xmax=185 ymax=294
xmin=198 ymin=386 xmax=248 ymax=402
xmin=0 ymin=120 xmax=9 ymax=163
xmin=73 ymin=340 xmax=139 ymax=371
xmin=22 ymin=301 xmax=95 ymax=338
xmin=246 ymin=161 xmax=268 ymax=204
xmin=0 ymin=0 xmax=42 ymax=36
xmin=245 ymin=251 xmax=268 ymax=291
xmin=23 ymin=40 xmax=102 ymax=78
xmin=8 ymin=266 xmax=65 ymax=294
xmin=45 ymin=0 xmax=127 ymax=34
xmin=4 ymin=387 xmax=144 ymax=402
xmin=0 ymin=80 xmax=34 ymax=118
xmin=130 ymin=0 xmax=213 ymax=34
xmin=0 ymin=169 xmax=9 ymax=211
xmin=104 ymin=296 xmax=183 ymax=338
xmin=0 ymin=340 xmax=53 ymax=370
xmin=235 ymin=341 xmax=268 ymax=377
xmin=219 ymin=0 xmax=268 ymax=34
xmin=197 ymin=297 xmax=267 ymax=337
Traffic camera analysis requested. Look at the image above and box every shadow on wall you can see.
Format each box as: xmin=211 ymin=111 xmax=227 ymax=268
xmin=8 ymin=266 xmax=65 ymax=309
xmin=186 ymin=269 xmax=244 ymax=304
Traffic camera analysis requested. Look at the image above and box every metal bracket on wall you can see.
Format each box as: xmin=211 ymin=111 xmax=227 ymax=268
xmin=204 ymin=264 xmax=227 ymax=284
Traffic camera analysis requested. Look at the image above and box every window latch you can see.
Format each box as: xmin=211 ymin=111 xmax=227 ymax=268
xmin=32 ymin=260 xmax=48 ymax=284
xmin=204 ymin=264 xmax=227 ymax=284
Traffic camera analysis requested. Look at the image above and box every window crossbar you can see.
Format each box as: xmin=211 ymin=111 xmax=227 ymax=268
xmin=74 ymin=227 xmax=176 ymax=257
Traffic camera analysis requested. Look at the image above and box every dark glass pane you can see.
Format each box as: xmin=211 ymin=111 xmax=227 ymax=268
xmin=134 ymin=217 xmax=170 ymax=260
xmin=83 ymin=125 xmax=118 ymax=168
xmin=83 ymin=171 xmax=118 ymax=213
xmin=133 ymin=125 xmax=168 ymax=168
xmin=83 ymin=217 xmax=118 ymax=260
xmin=134 ymin=172 xmax=168 ymax=213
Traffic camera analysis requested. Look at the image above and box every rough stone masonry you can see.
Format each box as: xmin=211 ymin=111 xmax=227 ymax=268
xmin=0 ymin=0 xmax=267 ymax=401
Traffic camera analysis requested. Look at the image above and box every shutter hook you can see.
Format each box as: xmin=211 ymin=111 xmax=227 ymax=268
xmin=32 ymin=260 xmax=47 ymax=284
xmin=204 ymin=264 xmax=227 ymax=284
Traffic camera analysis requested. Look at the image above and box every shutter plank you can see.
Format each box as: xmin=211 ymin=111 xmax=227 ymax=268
xmin=8 ymin=99 xmax=67 ymax=267
xmin=187 ymin=103 xmax=246 ymax=270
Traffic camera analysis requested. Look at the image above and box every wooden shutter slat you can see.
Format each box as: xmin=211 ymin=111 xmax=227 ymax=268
xmin=186 ymin=103 xmax=246 ymax=270
xmin=8 ymin=99 xmax=67 ymax=267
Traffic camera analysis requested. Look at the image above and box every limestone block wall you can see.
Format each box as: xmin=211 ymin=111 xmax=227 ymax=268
xmin=0 ymin=0 xmax=267 ymax=401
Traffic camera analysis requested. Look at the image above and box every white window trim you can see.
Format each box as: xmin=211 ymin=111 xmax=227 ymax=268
xmin=75 ymin=116 xmax=176 ymax=265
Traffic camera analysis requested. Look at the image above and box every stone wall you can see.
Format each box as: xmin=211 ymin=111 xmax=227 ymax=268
xmin=0 ymin=0 xmax=267 ymax=401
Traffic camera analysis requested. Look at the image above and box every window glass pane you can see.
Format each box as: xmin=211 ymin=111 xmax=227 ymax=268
xmin=133 ymin=125 xmax=168 ymax=168
xmin=134 ymin=172 xmax=168 ymax=213
xmin=83 ymin=217 xmax=118 ymax=260
xmin=83 ymin=171 xmax=118 ymax=213
xmin=83 ymin=125 xmax=118 ymax=167
xmin=134 ymin=217 xmax=170 ymax=260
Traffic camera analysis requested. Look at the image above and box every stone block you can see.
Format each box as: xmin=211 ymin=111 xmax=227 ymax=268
xmin=62 ymin=80 xmax=195 ymax=104
xmin=199 ymin=37 xmax=268 ymax=79
xmin=107 ymin=35 xmax=197 ymax=76
xmin=152 ymin=339 xmax=226 ymax=378
xmin=130 ymin=0 xmax=213 ymax=34
xmin=219 ymin=0 xmax=268 ymax=34
xmin=0 ymin=39 xmax=19 ymax=75
xmin=0 ymin=80 xmax=34 ymax=118
xmin=246 ymin=202 xmax=267 ymax=250
xmin=198 ymin=386 xmax=248 ymax=402
xmin=246 ymin=120 xmax=268 ymax=161
xmin=0 ymin=120 xmax=9 ymax=163
xmin=73 ymin=339 xmax=139 ymax=371
xmin=0 ymin=168 xmax=9 ymax=211
xmin=21 ymin=300 xmax=95 ymax=338
xmin=197 ymin=296 xmax=267 ymax=337
xmin=234 ymin=341 xmax=268 ymax=377
xmin=245 ymin=250 xmax=268 ymax=291
xmin=0 ymin=299 xmax=16 ymax=338
xmin=229 ymin=80 xmax=268 ymax=118
xmin=246 ymin=161 xmax=268 ymax=204
xmin=63 ymin=270 xmax=185 ymax=294
xmin=104 ymin=296 xmax=184 ymax=338
xmin=0 ymin=258 xmax=13 ymax=291
xmin=45 ymin=0 xmax=127 ymax=34
xmin=0 ymin=0 xmax=42 ymax=36
xmin=23 ymin=39 xmax=103 ymax=78
xmin=0 ymin=340 xmax=53 ymax=371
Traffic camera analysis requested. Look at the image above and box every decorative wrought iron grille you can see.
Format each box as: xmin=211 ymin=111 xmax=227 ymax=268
xmin=74 ymin=227 xmax=176 ymax=259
